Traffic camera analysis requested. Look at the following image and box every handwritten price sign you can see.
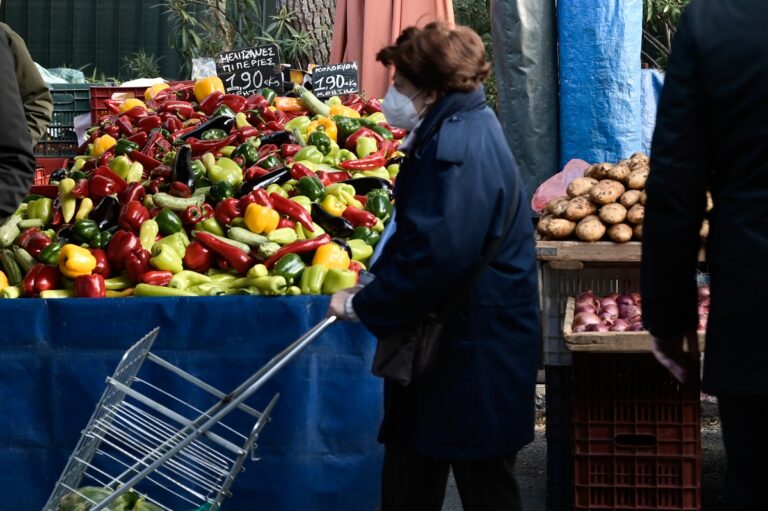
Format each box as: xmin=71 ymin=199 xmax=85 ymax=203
xmin=311 ymin=62 xmax=360 ymax=98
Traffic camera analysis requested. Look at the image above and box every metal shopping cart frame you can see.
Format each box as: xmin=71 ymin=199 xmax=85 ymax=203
xmin=44 ymin=316 xmax=337 ymax=511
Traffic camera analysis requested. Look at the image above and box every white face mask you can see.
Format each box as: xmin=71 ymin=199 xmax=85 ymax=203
xmin=382 ymin=86 xmax=425 ymax=131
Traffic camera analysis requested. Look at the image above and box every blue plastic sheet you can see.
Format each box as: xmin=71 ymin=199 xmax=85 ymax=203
xmin=558 ymin=0 xmax=643 ymax=166
xmin=640 ymin=69 xmax=665 ymax=154
xmin=0 ymin=296 xmax=383 ymax=510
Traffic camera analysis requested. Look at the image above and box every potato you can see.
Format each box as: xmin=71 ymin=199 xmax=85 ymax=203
xmin=563 ymin=196 xmax=597 ymax=221
xmin=640 ymin=190 xmax=647 ymax=205
xmin=575 ymin=216 xmax=606 ymax=242
xmin=566 ymin=177 xmax=598 ymax=198
xmin=629 ymin=161 xmax=650 ymax=173
xmin=607 ymin=223 xmax=633 ymax=243
xmin=633 ymin=223 xmax=643 ymax=240
xmin=546 ymin=197 xmax=570 ymax=217
xmin=627 ymin=168 xmax=649 ymax=190
xmin=700 ymin=220 xmax=710 ymax=241
xmin=599 ymin=203 xmax=628 ymax=225
xmin=630 ymin=152 xmax=649 ymax=165
xmin=589 ymin=180 xmax=625 ymax=205
xmin=537 ymin=215 xmax=553 ymax=236
xmin=546 ymin=218 xmax=576 ymax=239
xmin=586 ymin=163 xmax=613 ymax=180
xmin=607 ymin=163 xmax=631 ymax=184
xmin=627 ymin=204 xmax=645 ymax=225
xmin=620 ymin=190 xmax=642 ymax=208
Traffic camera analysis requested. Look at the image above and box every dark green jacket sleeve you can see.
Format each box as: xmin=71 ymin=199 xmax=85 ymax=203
xmin=2 ymin=23 xmax=53 ymax=146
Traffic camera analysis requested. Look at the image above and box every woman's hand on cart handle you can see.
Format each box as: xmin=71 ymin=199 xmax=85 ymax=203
xmin=328 ymin=287 xmax=362 ymax=321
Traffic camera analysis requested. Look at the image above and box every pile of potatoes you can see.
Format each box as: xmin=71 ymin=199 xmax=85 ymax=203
xmin=538 ymin=153 xmax=650 ymax=243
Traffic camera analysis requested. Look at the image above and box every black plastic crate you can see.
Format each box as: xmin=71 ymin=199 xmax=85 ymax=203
xmin=545 ymin=365 xmax=573 ymax=511
xmin=34 ymin=84 xmax=91 ymax=157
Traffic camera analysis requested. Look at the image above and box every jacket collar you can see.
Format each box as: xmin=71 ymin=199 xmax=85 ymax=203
xmin=409 ymin=86 xmax=487 ymax=150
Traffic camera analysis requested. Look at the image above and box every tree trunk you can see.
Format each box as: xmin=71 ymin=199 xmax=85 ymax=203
xmin=206 ymin=0 xmax=235 ymax=50
xmin=279 ymin=0 xmax=337 ymax=68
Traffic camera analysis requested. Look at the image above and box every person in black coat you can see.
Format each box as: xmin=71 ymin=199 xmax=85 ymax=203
xmin=328 ymin=22 xmax=540 ymax=511
xmin=642 ymin=2 xmax=768 ymax=508
xmin=0 ymin=30 xmax=35 ymax=221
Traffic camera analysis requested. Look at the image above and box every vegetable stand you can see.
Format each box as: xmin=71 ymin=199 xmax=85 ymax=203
xmin=0 ymin=296 xmax=383 ymax=511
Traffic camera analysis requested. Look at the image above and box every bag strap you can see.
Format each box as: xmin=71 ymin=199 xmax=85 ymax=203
xmin=437 ymin=168 xmax=521 ymax=318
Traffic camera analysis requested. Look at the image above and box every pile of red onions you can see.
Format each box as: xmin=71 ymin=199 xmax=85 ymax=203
xmin=572 ymin=287 xmax=710 ymax=334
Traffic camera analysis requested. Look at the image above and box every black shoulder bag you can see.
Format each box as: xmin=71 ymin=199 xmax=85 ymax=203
xmin=372 ymin=170 xmax=521 ymax=386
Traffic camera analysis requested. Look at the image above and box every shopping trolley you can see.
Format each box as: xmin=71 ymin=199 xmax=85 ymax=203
xmin=44 ymin=316 xmax=337 ymax=511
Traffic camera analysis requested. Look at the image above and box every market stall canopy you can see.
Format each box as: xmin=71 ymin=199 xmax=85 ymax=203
xmin=330 ymin=0 xmax=455 ymax=99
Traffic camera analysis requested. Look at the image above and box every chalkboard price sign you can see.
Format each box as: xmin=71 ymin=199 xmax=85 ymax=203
xmin=311 ymin=62 xmax=360 ymax=98
xmin=215 ymin=44 xmax=283 ymax=96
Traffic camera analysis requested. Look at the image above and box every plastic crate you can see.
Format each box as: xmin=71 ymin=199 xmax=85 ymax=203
xmin=545 ymin=365 xmax=573 ymax=511
xmin=34 ymin=157 xmax=69 ymax=185
xmin=34 ymin=84 xmax=91 ymax=157
xmin=90 ymin=86 xmax=148 ymax=122
xmin=542 ymin=263 xmax=641 ymax=366
xmin=572 ymin=353 xmax=701 ymax=510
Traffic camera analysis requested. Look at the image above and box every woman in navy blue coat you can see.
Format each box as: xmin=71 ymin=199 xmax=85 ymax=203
xmin=328 ymin=22 xmax=540 ymax=511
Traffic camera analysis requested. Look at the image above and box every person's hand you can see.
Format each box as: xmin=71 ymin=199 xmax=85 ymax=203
xmin=651 ymin=330 xmax=700 ymax=383
xmin=327 ymin=287 xmax=362 ymax=320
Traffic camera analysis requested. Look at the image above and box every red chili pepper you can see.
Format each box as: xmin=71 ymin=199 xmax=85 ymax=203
xmin=364 ymin=98 xmax=383 ymax=114
xmin=246 ymin=94 xmax=268 ymax=110
xmin=128 ymin=149 xmax=162 ymax=171
xmin=272 ymin=109 xmax=287 ymax=126
xmin=243 ymin=165 xmax=269 ymax=181
xmin=354 ymin=194 xmax=368 ymax=206
xmin=265 ymin=120 xmax=284 ymax=132
xmin=22 ymin=263 xmax=61 ymax=297
xmin=183 ymin=241 xmax=213 ymax=273
xmin=277 ymin=217 xmax=295 ymax=229
xmin=264 ymin=234 xmax=332 ymax=269
xmin=342 ymin=206 xmax=378 ymax=228
xmin=102 ymin=99 xmax=122 ymax=115
xmin=90 ymin=248 xmax=111 ymax=277
xmin=339 ymin=154 xmax=388 ymax=171
xmin=269 ymin=193 xmax=314 ymax=231
xmin=281 ymin=144 xmax=301 ymax=158
xmin=199 ymin=91 xmax=225 ymax=115
xmin=169 ymin=182 xmax=192 ymax=198
xmin=221 ymin=94 xmax=248 ymax=113
xmin=98 ymin=149 xmax=116 ymax=168
xmin=119 ymin=182 xmax=146 ymax=205
xmin=180 ymin=205 xmax=204 ymax=225
xmin=239 ymin=189 xmax=271 ymax=211
xmin=187 ymin=133 xmax=238 ymax=156
xmin=74 ymin=274 xmax=107 ymax=298
xmin=238 ymin=126 xmax=261 ymax=140
xmin=71 ymin=179 xmax=90 ymax=199
xmin=194 ymin=231 xmax=253 ymax=275
xmin=161 ymin=100 xmax=196 ymax=119
xmin=123 ymin=106 xmax=148 ymax=120
xmin=77 ymin=131 xmax=99 ymax=155
xmin=164 ymin=116 xmax=184 ymax=133
xmin=317 ymin=171 xmax=351 ymax=185
xmin=214 ymin=197 xmax=243 ymax=226
xmin=258 ymin=105 xmax=277 ymax=123
xmin=107 ymin=230 xmax=141 ymax=271
xmin=258 ymin=143 xmax=279 ymax=158
xmin=380 ymin=122 xmax=407 ymax=140
xmin=148 ymin=177 xmax=168 ymax=194
xmin=127 ymin=130 xmax=149 ymax=148
xmin=169 ymin=123 xmax=202 ymax=142
xmin=140 ymin=270 xmax=174 ymax=287
xmin=289 ymin=162 xmax=315 ymax=180
xmin=50 ymin=209 xmax=63 ymax=226
xmin=27 ymin=185 xmax=59 ymax=198
xmin=349 ymin=260 xmax=364 ymax=275
xmin=344 ymin=127 xmax=381 ymax=151
xmin=125 ymin=248 xmax=151 ymax=283
xmin=136 ymin=115 xmax=162 ymax=133
xmin=119 ymin=200 xmax=150 ymax=233
xmin=116 ymin=116 xmax=135 ymax=136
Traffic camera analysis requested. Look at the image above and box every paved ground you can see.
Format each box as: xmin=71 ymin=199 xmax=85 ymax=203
xmin=442 ymin=389 xmax=727 ymax=511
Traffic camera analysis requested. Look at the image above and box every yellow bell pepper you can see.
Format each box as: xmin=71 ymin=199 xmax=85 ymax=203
xmin=92 ymin=134 xmax=117 ymax=157
xmin=306 ymin=117 xmax=338 ymax=142
xmin=193 ymin=76 xmax=225 ymax=103
xmin=0 ymin=271 xmax=8 ymax=291
xmin=144 ymin=83 xmax=170 ymax=101
xmin=119 ymin=98 xmax=147 ymax=113
xmin=312 ymin=243 xmax=351 ymax=270
xmin=57 ymin=244 xmax=97 ymax=278
xmin=321 ymin=194 xmax=346 ymax=217
xmin=329 ymin=104 xmax=361 ymax=119
xmin=244 ymin=203 xmax=280 ymax=234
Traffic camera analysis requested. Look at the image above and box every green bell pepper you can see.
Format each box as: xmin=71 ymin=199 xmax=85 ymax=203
xmin=351 ymin=226 xmax=381 ymax=246
xmin=267 ymin=227 xmax=298 ymax=246
xmin=126 ymin=162 xmax=144 ymax=183
xmin=261 ymin=155 xmax=282 ymax=170
xmin=369 ymin=124 xmax=393 ymax=141
xmin=169 ymin=270 xmax=211 ymax=289
xmin=347 ymin=239 xmax=373 ymax=262
xmin=115 ymin=138 xmax=140 ymax=156
xmin=295 ymin=176 xmax=326 ymax=201
xmin=266 ymin=183 xmax=289 ymax=199
xmin=308 ymin=131 xmax=332 ymax=155
xmin=27 ymin=197 xmax=52 ymax=225
xmin=294 ymin=146 xmax=324 ymax=164
xmin=90 ymin=231 xmax=112 ymax=250
xmin=285 ymin=115 xmax=311 ymax=133
xmin=387 ymin=163 xmax=400 ymax=179
xmin=153 ymin=231 xmax=189 ymax=259
xmin=322 ymin=268 xmax=358 ymax=294
xmin=247 ymin=264 xmax=269 ymax=278
xmin=162 ymin=150 xmax=177 ymax=166
xmin=213 ymin=105 xmax=236 ymax=118
xmin=356 ymin=136 xmax=378 ymax=158
xmin=326 ymin=183 xmax=363 ymax=208
xmin=150 ymin=243 xmax=184 ymax=274
xmin=332 ymin=116 xmax=362 ymax=145
xmin=191 ymin=159 xmax=207 ymax=183
xmin=366 ymin=189 xmax=394 ymax=221
xmin=337 ymin=149 xmax=357 ymax=163
xmin=73 ymin=219 xmax=100 ymax=244
xmin=210 ymin=181 xmax=235 ymax=203
xmin=155 ymin=209 xmax=183 ymax=235
xmin=195 ymin=217 xmax=226 ymax=237
xmin=290 ymin=195 xmax=312 ymax=213
xmin=300 ymin=264 xmax=328 ymax=295
xmin=232 ymin=142 xmax=259 ymax=166
xmin=110 ymin=155 xmax=133 ymax=180
xmin=259 ymin=88 xmax=277 ymax=105
xmin=38 ymin=243 xmax=61 ymax=266
xmin=257 ymin=241 xmax=281 ymax=259
xmin=271 ymin=253 xmax=305 ymax=284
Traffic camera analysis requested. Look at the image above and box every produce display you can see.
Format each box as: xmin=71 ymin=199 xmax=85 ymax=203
xmin=60 ymin=486 xmax=162 ymax=511
xmin=571 ymin=286 xmax=710 ymax=333
xmin=0 ymin=79 xmax=401 ymax=298
xmin=537 ymin=153 xmax=714 ymax=243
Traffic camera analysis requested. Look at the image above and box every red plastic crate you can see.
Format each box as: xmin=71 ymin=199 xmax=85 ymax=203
xmin=33 ymin=157 xmax=69 ymax=185
xmin=90 ymin=86 xmax=148 ymax=123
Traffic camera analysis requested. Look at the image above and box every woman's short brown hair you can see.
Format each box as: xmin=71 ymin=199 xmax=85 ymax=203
xmin=376 ymin=22 xmax=491 ymax=93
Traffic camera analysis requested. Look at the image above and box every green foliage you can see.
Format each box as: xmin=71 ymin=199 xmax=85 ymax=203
xmin=453 ymin=0 xmax=497 ymax=110
xmin=642 ymin=0 xmax=690 ymax=69
xmin=122 ymin=49 xmax=164 ymax=79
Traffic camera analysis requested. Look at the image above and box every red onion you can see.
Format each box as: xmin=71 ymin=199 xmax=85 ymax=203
xmin=610 ymin=319 xmax=629 ymax=331
xmin=600 ymin=296 xmax=618 ymax=308
xmin=628 ymin=322 xmax=646 ymax=332
xmin=573 ymin=312 xmax=601 ymax=327
xmin=586 ymin=323 xmax=610 ymax=332
xmin=698 ymin=285 xmax=710 ymax=300
xmin=619 ymin=304 xmax=642 ymax=321
xmin=573 ymin=324 xmax=589 ymax=333
xmin=697 ymin=306 xmax=709 ymax=317
xmin=575 ymin=303 xmax=598 ymax=315
xmin=631 ymin=292 xmax=642 ymax=305
xmin=575 ymin=291 xmax=599 ymax=309
xmin=616 ymin=293 xmax=635 ymax=306
xmin=699 ymin=297 xmax=710 ymax=308
xmin=598 ymin=311 xmax=616 ymax=325
xmin=602 ymin=303 xmax=619 ymax=317
xmin=605 ymin=293 xmax=619 ymax=301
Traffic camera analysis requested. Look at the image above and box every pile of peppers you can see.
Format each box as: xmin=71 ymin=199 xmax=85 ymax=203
xmin=0 ymin=79 xmax=400 ymax=298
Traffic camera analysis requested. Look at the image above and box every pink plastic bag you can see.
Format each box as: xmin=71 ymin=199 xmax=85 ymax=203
xmin=531 ymin=159 xmax=590 ymax=213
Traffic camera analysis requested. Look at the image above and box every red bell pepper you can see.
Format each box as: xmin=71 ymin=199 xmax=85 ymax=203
xmin=18 ymin=228 xmax=52 ymax=258
xmin=74 ymin=274 xmax=107 ymax=298
xmin=199 ymin=91 xmax=225 ymax=115
xmin=125 ymin=248 xmax=152 ymax=283
xmin=342 ymin=206 xmax=378 ymax=228
xmin=148 ymin=177 xmax=168 ymax=194
xmin=22 ymin=263 xmax=61 ymax=297
xmin=277 ymin=217 xmax=295 ymax=229
xmin=116 ymin=116 xmax=135 ymax=136
xmin=122 ymin=106 xmax=148 ymax=120
xmin=90 ymin=248 xmax=111 ymax=277
xmin=194 ymin=231 xmax=253 ymax=274
xmin=265 ymin=120 xmax=285 ymax=132
xmin=107 ymin=230 xmax=141 ymax=271
xmin=221 ymin=94 xmax=248 ymax=113
xmin=140 ymin=270 xmax=174 ymax=287
xmin=289 ymin=162 xmax=315 ymax=180
xmin=183 ymin=241 xmax=213 ymax=273
xmin=180 ymin=205 xmax=207 ymax=225
xmin=258 ymin=143 xmax=279 ymax=159
xmin=161 ymin=101 xmax=195 ymax=119
xmin=169 ymin=182 xmax=192 ymax=198
xmin=119 ymin=201 xmax=150 ymax=233
xmin=239 ymin=189 xmax=271 ymax=210
xmin=339 ymin=154 xmax=388 ymax=171
xmin=264 ymin=234 xmax=332 ymax=269
xmin=91 ymin=165 xmax=128 ymax=196
xmin=364 ymin=98 xmax=383 ymax=114
xmin=281 ymin=144 xmax=302 ymax=158
xmin=237 ymin=126 xmax=261 ymax=140
xmin=119 ymin=182 xmax=146 ymax=205
xmin=129 ymin=149 xmax=162 ymax=171
xmin=214 ymin=198 xmax=242 ymax=226
xmin=269 ymin=193 xmax=314 ymax=231
xmin=127 ymin=130 xmax=149 ymax=148
xmin=164 ymin=116 xmax=184 ymax=133
xmin=102 ymin=99 xmax=122 ymax=115
xmin=246 ymin=94 xmax=269 ymax=110
xmin=137 ymin=115 xmax=162 ymax=133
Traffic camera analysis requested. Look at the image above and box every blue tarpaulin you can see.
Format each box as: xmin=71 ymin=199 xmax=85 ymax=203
xmin=0 ymin=296 xmax=383 ymax=510
xmin=558 ymin=0 xmax=643 ymax=166
xmin=640 ymin=69 xmax=665 ymax=154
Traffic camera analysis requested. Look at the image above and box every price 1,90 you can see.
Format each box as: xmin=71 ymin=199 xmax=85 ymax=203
xmin=315 ymin=75 xmax=357 ymax=92
xmin=224 ymin=70 xmax=281 ymax=93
